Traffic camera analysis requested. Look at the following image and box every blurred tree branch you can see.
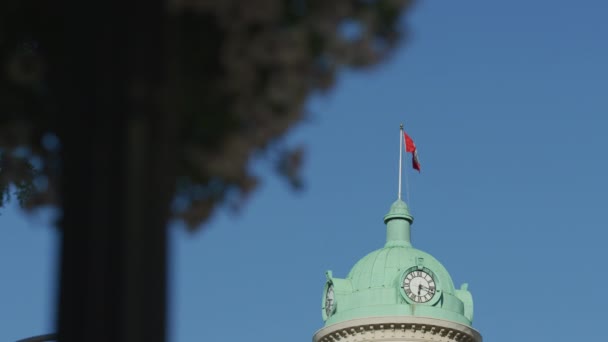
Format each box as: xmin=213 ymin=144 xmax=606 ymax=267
xmin=1 ymin=1 xmax=416 ymax=341
xmin=1 ymin=0 xmax=415 ymax=226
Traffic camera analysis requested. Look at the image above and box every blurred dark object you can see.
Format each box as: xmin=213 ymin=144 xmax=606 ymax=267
xmin=16 ymin=333 xmax=57 ymax=342
xmin=0 ymin=1 xmax=416 ymax=341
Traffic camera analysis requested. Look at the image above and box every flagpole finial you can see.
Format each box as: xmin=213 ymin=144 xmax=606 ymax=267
xmin=400 ymin=123 xmax=404 ymax=130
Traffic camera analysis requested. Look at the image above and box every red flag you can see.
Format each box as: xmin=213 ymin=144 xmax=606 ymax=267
xmin=403 ymin=132 xmax=421 ymax=172
xmin=404 ymin=132 xmax=416 ymax=152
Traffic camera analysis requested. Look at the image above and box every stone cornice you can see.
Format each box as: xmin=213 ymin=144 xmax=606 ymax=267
xmin=313 ymin=316 xmax=482 ymax=342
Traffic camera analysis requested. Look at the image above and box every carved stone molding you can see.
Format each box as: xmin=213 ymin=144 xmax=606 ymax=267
xmin=313 ymin=316 xmax=482 ymax=342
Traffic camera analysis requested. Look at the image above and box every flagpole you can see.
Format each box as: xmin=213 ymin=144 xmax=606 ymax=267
xmin=398 ymin=124 xmax=403 ymax=200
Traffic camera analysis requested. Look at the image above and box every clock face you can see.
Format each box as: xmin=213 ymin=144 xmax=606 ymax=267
xmin=324 ymin=284 xmax=335 ymax=317
xmin=402 ymin=269 xmax=436 ymax=303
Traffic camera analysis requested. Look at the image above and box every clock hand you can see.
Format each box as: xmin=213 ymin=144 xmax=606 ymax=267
xmin=419 ymin=285 xmax=436 ymax=293
xmin=418 ymin=284 xmax=422 ymax=295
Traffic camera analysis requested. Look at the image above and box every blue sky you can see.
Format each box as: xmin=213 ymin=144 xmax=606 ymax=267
xmin=2 ymin=0 xmax=608 ymax=341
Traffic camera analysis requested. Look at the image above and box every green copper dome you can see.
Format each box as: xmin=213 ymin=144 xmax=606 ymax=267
xmin=321 ymin=200 xmax=475 ymax=327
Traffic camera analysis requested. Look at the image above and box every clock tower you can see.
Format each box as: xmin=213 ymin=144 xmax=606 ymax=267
xmin=313 ymin=199 xmax=482 ymax=342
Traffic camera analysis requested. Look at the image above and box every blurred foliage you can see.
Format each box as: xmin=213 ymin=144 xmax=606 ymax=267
xmin=0 ymin=0 xmax=416 ymax=228
xmin=0 ymin=149 xmax=37 ymax=208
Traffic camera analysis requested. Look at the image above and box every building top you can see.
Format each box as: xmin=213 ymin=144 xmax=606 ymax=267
xmin=321 ymin=200 xmax=475 ymax=327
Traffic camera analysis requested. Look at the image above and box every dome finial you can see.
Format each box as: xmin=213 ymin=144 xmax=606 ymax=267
xmin=384 ymin=199 xmax=414 ymax=247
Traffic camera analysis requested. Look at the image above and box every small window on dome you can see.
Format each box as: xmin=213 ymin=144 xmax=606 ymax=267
xmin=416 ymin=257 xmax=424 ymax=268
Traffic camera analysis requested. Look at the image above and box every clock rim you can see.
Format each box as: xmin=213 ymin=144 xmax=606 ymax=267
xmin=399 ymin=266 xmax=442 ymax=305
xmin=322 ymin=281 xmax=336 ymax=320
